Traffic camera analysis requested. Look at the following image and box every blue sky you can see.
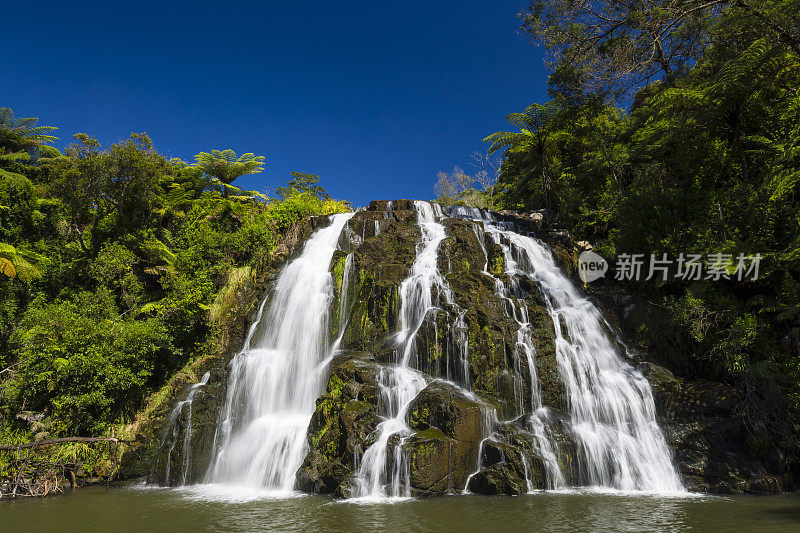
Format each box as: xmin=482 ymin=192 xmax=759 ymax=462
xmin=1 ymin=1 xmax=548 ymax=207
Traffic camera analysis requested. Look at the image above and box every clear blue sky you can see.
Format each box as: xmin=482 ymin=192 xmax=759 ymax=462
xmin=1 ymin=1 xmax=548 ymax=207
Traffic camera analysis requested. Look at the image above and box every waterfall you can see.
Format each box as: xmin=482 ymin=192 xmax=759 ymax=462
xmin=450 ymin=206 xmax=683 ymax=493
xmin=486 ymin=226 xmax=567 ymax=489
xmin=462 ymin=210 xmax=566 ymax=490
xmin=203 ymin=213 xmax=354 ymax=492
xmin=396 ymin=201 xmax=451 ymax=367
xmin=353 ymin=367 xmax=428 ymax=498
xmin=500 ymin=229 xmax=683 ymax=492
xmin=161 ymin=372 xmax=210 ymax=485
xmin=353 ymin=201 xmax=453 ymax=499
xmin=337 ymin=253 xmax=355 ymax=334
xmin=172 ymin=201 xmax=682 ymax=499
xmin=179 ymin=372 xmax=211 ymax=485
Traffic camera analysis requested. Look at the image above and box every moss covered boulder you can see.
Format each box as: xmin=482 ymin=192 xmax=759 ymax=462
xmin=295 ymin=352 xmax=381 ymax=494
xmin=402 ymin=380 xmax=495 ymax=495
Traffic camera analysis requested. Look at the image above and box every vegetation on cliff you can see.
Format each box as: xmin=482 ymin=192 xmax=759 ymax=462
xmin=0 ymin=110 xmax=349 ymax=489
xmin=465 ymin=0 xmax=800 ymax=449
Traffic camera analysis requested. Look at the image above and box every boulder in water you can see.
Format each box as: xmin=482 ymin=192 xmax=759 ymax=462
xmin=295 ymin=352 xmax=381 ymax=494
xmin=403 ymin=381 xmax=494 ymax=495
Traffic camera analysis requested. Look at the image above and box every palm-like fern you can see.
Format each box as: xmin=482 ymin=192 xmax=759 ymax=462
xmin=484 ymin=101 xmax=560 ymax=155
xmin=194 ymin=149 xmax=265 ymax=186
xmin=0 ymin=243 xmax=47 ymax=282
xmin=0 ymin=150 xmax=31 ymax=180
xmin=483 ymin=101 xmax=562 ymax=209
xmin=0 ymin=108 xmax=58 ymax=149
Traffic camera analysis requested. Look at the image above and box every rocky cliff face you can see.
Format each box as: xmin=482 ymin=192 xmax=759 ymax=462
xmin=124 ymin=200 xmax=798 ymax=495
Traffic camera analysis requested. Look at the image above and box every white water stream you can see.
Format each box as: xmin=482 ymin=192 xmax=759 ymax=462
xmin=451 ymin=206 xmax=683 ymax=493
xmin=203 ymin=213 xmax=354 ymax=492
xmin=352 ymin=201 xmax=452 ymax=499
xmin=162 ymin=372 xmax=210 ymax=485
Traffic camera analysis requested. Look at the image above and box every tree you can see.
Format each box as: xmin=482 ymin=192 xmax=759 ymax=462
xmin=0 ymin=108 xmax=58 ymax=153
xmin=276 ymin=171 xmax=330 ymax=200
xmin=470 ymin=152 xmax=501 ymax=209
xmin=520 ymin=0 xmax=800 ymax=99
xmin=48 ymin=133 xmax=168 ymax=255
xmin=433 ymin=167 xmax=476 ymax=206
xmin=0 ymin=243 xmax=46 ymax=282
xmin=194 ymin=149 xmax=265 ymax=197
xmin=484 ymin=101 xmax=563 ymax=209
xmin=493 ymin=1 xmax=800 ymax=418
xmin=433 ymin=171 xmax=459 ymax=205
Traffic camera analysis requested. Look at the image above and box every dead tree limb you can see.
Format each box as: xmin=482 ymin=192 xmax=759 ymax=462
xmin=0 ymin=437 xmax=129 ymax=451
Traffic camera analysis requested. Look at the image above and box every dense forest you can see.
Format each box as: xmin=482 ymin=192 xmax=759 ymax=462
xmin=435 ymin=0 xmax=800 ymax=451
xmin=0 ymin=112 xmax=350 ymax=476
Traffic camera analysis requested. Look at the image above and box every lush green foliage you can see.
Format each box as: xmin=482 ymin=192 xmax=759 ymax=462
xmin=0 ymin=113 xmax=349 ymax=440
xmin=492 ymin=1 xmax=800 ymax=435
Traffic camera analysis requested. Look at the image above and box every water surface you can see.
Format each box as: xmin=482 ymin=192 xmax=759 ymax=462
xmin=2 ymin=486 xmax=799 ymax=533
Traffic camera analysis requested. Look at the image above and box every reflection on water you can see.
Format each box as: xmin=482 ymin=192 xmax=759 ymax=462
xmin=1 ymin=485 xmax=799 ymax=533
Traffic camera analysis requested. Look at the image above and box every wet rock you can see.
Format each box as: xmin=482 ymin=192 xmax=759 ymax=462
xmin=408 ymin=381 xmax=491 ymax=443
xmin=403 ymin=381 xmax=493 ymax=495
xmin=403 ymin=428 xmax=476 ymax=496
xmin=638 ymin=362 xmax=791 ymax=493
xmin=465 ymin=410 xmax=581 ymax=496
xmin=336 ymin=207 xmax=419 ymax=357
xmin=466 ymin=436 xmax=533 ymax=495
xmin=295 ymin=352 xmax=381 ymax=494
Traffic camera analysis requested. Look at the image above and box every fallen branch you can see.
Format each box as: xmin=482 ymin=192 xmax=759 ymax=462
xmin=0 ymin=437 xmax=129 ymax=451
xmin=1 ymin=437 xmax=132 ymax=498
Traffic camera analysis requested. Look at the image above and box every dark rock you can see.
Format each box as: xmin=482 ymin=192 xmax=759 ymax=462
xmin=295 ymin=353 xmax=381 ymax=494
xmin=466 ymin=436 xmax=533 ymax=495
xmin=403 ymin=427 xmax=476 ymax=496
xmin=403 ymin=381 xmax=495 ymax=495
xmin=408 ymin=380 xmax=492 ymax=443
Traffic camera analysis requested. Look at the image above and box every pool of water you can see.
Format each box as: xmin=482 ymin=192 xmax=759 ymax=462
xmin=2 ymin=484 xmax=799 ymax=532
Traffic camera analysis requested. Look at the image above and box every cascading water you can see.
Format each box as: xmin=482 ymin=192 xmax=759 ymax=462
xmin=203 ymin=213 xmax=354 ymax=492
xmin=161 ymin=372 xmax=210 ymax=485
xmin=333 ymin=252 xmax=355 ymax=348
xmin=396 ymin=201 xmax=450 ymax=367
xmin=461 ymin=211 xmax=565 ymax=490
xmin=451 ymin=206 xmax=683 ymax=493
xmin=502 ymin=230 xmax=683 ymax=492
xmin=353 ymin=366 xmax=428 ymax=498
xmin=353 ymin=201 xmax=463 ymax=499
xmin=484 ymin=223 xmax=567 ymax=489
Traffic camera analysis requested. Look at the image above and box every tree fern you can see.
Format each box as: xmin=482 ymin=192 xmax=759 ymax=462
xmin=0 ymin=243 xmax=47 ymax=282
xmin=0 ymin=107 xmax=58 ymax=149
xmin=193 ymin=149 xmax=265 ymax=197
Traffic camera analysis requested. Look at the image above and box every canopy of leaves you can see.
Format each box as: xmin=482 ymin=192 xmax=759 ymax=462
xmin=0 ymin=115 xmax=350 ymax=439
xmin=194 ymin=149 xmax=265 ymax=187
xmin=494 ymin=0 xmax=800 ymax=443
xmin=522 ymin=0 xmax=800 ymax=99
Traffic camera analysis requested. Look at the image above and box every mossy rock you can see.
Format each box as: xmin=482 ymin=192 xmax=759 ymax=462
xmin=402 ymin=381 xmax=495 ymax=495
xmin=408 ymin=381 xmax=493 ymax=444
xmin=295 ymin=352 xmax=381 ymax=494
xmin=403 ymin=427 xmax=479 ymax=496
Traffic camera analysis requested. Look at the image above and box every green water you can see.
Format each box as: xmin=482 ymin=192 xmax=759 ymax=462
xmin=1 ymin=485 xmax=799 ymax=532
